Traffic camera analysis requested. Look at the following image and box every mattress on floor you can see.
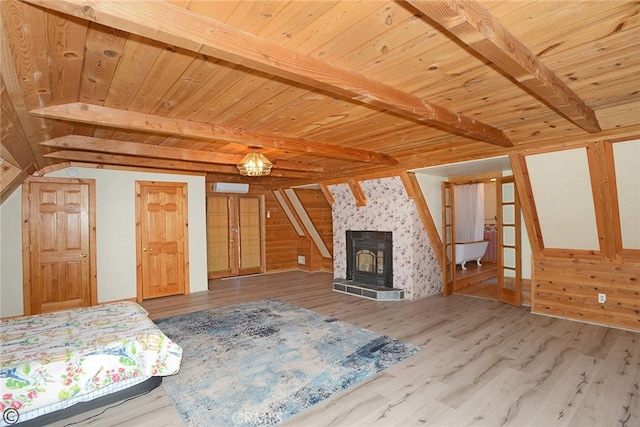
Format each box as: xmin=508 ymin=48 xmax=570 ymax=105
xmin=0 ymin=301 xmax=182 ymax=425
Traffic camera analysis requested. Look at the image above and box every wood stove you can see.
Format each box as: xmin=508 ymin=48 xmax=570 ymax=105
xmin=346 ymin=230 xmax=393 ymax=287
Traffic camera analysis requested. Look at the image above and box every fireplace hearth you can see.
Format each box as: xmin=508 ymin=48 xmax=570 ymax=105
xmin=333 ymin=230 xmax=404 ymax=300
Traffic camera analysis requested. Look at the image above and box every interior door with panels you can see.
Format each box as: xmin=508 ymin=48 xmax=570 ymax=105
xmin=136 ymin=181 xmax=189 ymax=300
xmin=22 ymin=177 xmax=97 ymax=315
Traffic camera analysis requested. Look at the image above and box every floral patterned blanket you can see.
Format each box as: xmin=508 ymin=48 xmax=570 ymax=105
xmin=0 ymin=302 xmax=182 ymax=418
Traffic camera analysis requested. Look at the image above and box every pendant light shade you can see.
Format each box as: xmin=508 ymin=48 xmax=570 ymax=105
xmin=237 ymin=151 xmax=273 ymax=176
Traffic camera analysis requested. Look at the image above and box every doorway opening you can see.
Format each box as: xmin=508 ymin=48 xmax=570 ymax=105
xmin=442 ymin=175 xmax=521 ymax=306
xmin=450 ymin=178 xmax=499 ymax=300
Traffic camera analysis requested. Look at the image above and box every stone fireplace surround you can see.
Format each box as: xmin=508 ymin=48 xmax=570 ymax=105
xmin=329 ymin=176 xmax=442 ymax=300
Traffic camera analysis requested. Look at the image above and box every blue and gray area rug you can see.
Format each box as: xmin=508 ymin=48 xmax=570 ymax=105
xmin=154 ymin=299 xmax=421 ymax=426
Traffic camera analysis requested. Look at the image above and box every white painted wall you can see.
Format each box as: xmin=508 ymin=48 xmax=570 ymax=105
xmin=527 ymin=148 xmax=599 ymax=250
xmin=0 ymin=189 xmax=24 ymax=317
xmin=415 ymin=173 xmax=444 ymax=240
xmin=0 ymin=168 xmax=208 ymax=318
xmin=613 ymin=139 xmax=640 ymax=248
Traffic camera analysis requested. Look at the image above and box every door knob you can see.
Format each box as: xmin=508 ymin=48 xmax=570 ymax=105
xmin=143 ymin=248 xmax=148 ymax=252
xmin=78 ymin=253 xmax=87 ymax=258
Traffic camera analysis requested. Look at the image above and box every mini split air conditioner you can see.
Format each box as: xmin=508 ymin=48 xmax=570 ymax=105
xmin=213 ymin=182 xmax=249 ymax=194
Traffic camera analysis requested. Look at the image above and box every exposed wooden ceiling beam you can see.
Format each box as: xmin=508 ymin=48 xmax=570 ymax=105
xmin=39 ymin=135 xmax=339 ymax=173
xmin=347 ymin=179 xmax=367 ymax=207
xmin=31 ymin=103 xmax=396 ymax=165
xmin=0 ymin=16 xmax=46 ymax=169
xmin=23 ymin=0 xmax=512 ymax=147
xmin=1 ymin=80 xmax=36 ymax=169
xmin=43 ymin=150 xmax=322 ymax=179
xmin=1 ymin=161 xmax=35 ymax=204
xmin=407 ymin=0 xmax=601 ymax=133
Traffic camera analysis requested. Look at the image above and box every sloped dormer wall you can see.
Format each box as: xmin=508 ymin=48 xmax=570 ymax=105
xmin=514 ymin=138 xmax=640 ymax=331
xmin=329 ymin=177 xmax=441 ymax=300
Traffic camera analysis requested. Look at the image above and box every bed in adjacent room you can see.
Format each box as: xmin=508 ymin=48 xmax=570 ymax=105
xmin=0 ymin=301 xmax=182 ymax=426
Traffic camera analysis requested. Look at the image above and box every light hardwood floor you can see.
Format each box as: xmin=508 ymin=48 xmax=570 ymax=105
xmin=453 ymin=262 xmax=499 ymax=300
xmin=50 ymin=271 xmax=639 ymax=426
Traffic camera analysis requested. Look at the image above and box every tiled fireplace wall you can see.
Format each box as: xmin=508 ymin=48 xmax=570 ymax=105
xmin=329 ymin=177 xmax=442 ymax=299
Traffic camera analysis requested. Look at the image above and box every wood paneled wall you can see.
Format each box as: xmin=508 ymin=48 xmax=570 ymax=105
xmin=292 ymin=189 xmax=333 ymax=272
xmin=296 ymin=236 xmax=332 ymax=272
xmin=205 ymin=186 xmax=333 ymax=275
xmin=532 ymin=258 xmax=640 ymax=331
xmin=263 ymin=191 xmax=299 ymax=272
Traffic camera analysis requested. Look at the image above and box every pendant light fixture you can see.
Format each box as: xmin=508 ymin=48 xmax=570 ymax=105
xmin=237 ymin=150 xmax=273 ymax=176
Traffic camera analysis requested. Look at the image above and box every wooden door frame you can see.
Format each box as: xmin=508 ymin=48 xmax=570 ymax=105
xmin=442 ymin=181 xmax=455 ymax=296
xmin=441 ymin=175 xmax=506 ymax=299
xmin=497 ymin=176 xmax=522 ymax=306
xmin=22 ymin=176 xmax=97 ymax=315
xmin=135 ymin=180 xmax=190 ymax=301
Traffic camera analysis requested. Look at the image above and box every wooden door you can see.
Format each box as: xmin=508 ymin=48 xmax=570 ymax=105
xmin=237 ymin=197 xmax=262 ymax=275
xmin=136 ymin=181 xmax=189 ymax=300
xmin=497 ymin=176 xmax=522 ymax=306
xmin=206 ymin=195 xmax=264 ymax=279
xmin=22 ymin=178 xmax=97 ymax=314
xmin=441 ymin=181 xmax=455 ymax=296
xmin=206 ymin=196 xmax=232 ymax=278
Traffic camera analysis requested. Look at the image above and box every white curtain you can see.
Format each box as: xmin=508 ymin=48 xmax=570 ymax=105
xmin=454 ymin=183 xmax=485 ymax=243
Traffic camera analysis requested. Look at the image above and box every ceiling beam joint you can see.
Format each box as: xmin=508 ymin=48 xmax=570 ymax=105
xmin=407 ymin=0 xmax=601 ymax=133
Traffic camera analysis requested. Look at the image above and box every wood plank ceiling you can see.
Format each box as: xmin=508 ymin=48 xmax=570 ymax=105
xmin=1 ymin=0 xmax=639 ymax=192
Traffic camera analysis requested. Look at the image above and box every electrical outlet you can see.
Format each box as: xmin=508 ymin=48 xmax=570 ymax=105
xmin=598 ymin=293 xmax=606 ymax=304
